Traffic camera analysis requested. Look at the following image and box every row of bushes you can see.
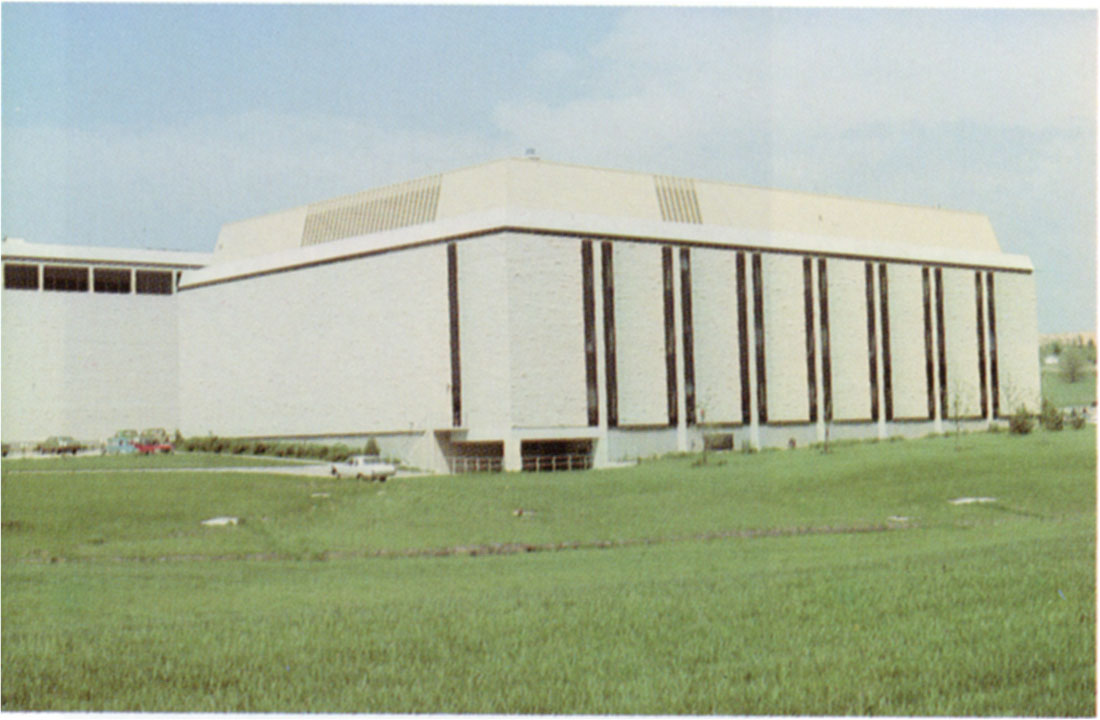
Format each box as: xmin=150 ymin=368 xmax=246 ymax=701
xmin=179 ymin=435 xmax=381 ymax=462
xmin=1008 ymin=401 xmax=1089 ymax=435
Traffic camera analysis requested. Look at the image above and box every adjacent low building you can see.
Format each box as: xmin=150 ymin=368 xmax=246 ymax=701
xmin=1 ymin=158 xmax=1041 ymax=470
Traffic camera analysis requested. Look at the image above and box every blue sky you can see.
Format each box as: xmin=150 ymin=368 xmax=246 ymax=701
xmin=2 ymin=5 xmax=1095 ymax=333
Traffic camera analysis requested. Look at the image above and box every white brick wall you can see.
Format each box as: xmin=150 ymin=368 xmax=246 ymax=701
xmin=456 ymin=236 xmax=511 ymax=438
xmin=178 ymin=244 xmax=452 ymax=437
xmin=762 ymin=253 xmax=810 ymax=422
xmin=690 ymin=247 xmax=742 ymax=424
xmin=941 ymin=268 xmax=982 ymax=417
xmin=887 ymin=264 xmax=931 ymax=420
xmin=993 ymin=271 xmax=1041 ymax=413
xmin=2 ymin=289 xmax=180 ymax=442
xmin=826 ymin=259 xmax=874 ymax=421
xmin=612 ymin=242 xmax=668 ymax=426
xmin=506 ymin=234 xmax=588 ymax=428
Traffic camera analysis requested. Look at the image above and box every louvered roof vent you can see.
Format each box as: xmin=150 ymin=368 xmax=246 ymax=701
xmin=654 ymin=175 xmax=703 ymax=224
xmin=301 ymin=175 xmax=442 ymax=247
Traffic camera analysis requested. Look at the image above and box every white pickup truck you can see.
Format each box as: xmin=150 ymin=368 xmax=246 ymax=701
xmin=330 ymin=455 xmax=396 ymax=481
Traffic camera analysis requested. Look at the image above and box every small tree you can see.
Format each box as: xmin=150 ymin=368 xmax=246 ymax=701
xmin=1009 ymin=406 xmax=1034 ymax=435
xmin=1060 ymin=346 xmax=1089 ymax=384
xmin=1039 ymin=399 xmax=1064 ymax=431
xmin=364 ymin=437 xmax=381 ymax=456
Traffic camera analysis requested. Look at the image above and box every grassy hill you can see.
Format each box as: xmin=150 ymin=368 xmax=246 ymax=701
xmin=2 ymin=431 xmax=1095 ymax=715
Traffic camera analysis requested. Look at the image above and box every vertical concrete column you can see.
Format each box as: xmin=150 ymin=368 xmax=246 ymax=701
xmin=671 ymin=247 xmax=688 ymax=452
xmin=504 ymin=434 xmax=522 ymax=472
xmin=36 ymin=264 xmax=43 ymax=291
xmin=130 ymin=268 xmax=136 ymax=294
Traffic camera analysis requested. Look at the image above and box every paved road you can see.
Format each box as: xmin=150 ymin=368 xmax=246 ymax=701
xmin=2 ymin=463 xmax=427 ymax=478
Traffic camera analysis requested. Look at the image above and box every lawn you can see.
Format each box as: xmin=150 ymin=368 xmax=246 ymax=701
xmin=1042 ymin=366 xmax=1097 ymax=408
xmin=0 ymin=451 xmax=311 ymax=473
xmin=2 ymin=429 xmax=1095 ymax=715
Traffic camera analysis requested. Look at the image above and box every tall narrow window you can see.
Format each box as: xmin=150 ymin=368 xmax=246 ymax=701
xmin=878 ymin=263 xmax=893 ymax=421
xmin=752 ymin=253 xmax=767 ymax=423
xmin=865 ymin=262 xmax=879 ymax=422
xmin=922 ymin=267 xmax=936 ymax=419
xmin=43 ymin=266 xmax=89 ymax=292
xmin=817 ymin=258 xmax=832 ymax=422
xmin=986 ymin=272 xmax=1000 ymax=418
xmin=447 ymin=243 xmax=462 ymax=427
xmin=679 ymin=247 xmax=696 ymax=426
xmin=736 ymin=252 xmax=751 ymax=424
xmin=662 ymin=246 xmax=679 ymax=427
xmin=602 ymin=242 xmax=618 ymax=428
xmin=4 ymin=263 xmax=38 ymax=290
xmin=974 ymin=272 xmax=989 ymax=419
xmin=580 ymin=241 xmax=599 ymax=427
xmin=802 ymin=257 xmax=818 ymax=423
xmin=934 ymin=267 xmax=948 ymax=419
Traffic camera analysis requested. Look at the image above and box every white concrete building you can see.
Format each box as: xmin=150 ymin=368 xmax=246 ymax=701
xmin=2 ymin=159 xmax=1040 ymax=470
xmin=1 ymin=238 xmax=211 ymax=443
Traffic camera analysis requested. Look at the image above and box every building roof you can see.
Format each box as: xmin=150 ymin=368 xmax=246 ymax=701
xmin=1 ymin=237 xmax=212 ymax=268
xmin=213 ymin=157 xmax=1006 ymax=264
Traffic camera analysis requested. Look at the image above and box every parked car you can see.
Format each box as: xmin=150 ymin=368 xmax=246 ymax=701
xmin=331 ymin=455 xmax=395 ymax=481
xmin=105 ymin=435 xmax=137 ymax=454
xmin=37 ymin=436 xmax=82 ymax=455
xmin=134 ymin=428 xmax=173 ymax=454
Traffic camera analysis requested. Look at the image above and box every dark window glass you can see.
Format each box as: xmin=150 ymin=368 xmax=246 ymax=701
xmin=922 ymin=267 xmax=936 ymax=419
xmin=865 ymin=262 xmax=879 ymax=422
xmin=43 ymin=266 xmax=89 ymax=292
xmin=986 ymin=272 xmax=1000 ymax=418
xmin=974 ymin=272 xmax=988 ymax=419
xmin=735 ymin=253 xmax=751 ymax=425
xmin=94 ymin=268 xmax=131 ymax=294
xmin=752 ymin=253 xmax=767 ymax=423
xmin=818 ymin=258 xmax=833 ymax=422
xmin=878 ymin=263 xmax=893 ymax=421
xmin=580 ymin=241 xmax=599 ymax=426
xmin=601 ymin=242 xmax=618 ymax=428
xmin=447 ymin=243 xmax=462 ymax=428
xmin=935 ymin=268 xmax=948 ymax=418
xmin=803 ymin=257 xmax=818 ymax=423
xmin=661 ymin=247 xmax=678 ymax=427
xmin=136 ymin=270 xmax=173 ymax=295
xmin=679 ymin=247 xmax=696 ymax=426
xmin=4 ymin=263 xmax=38 ymax=290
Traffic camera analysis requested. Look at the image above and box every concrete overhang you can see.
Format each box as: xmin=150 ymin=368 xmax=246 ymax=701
xmin=179 ymin=205 xmax=1032 ymax=291
xmin=1 ymin=237 xmax=212 ymax=269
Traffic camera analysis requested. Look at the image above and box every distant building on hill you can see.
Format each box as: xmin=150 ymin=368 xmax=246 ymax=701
xmin=1 ymin=158 xmax=1041 ymax=471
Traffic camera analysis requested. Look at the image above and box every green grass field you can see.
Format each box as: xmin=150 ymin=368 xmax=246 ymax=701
xmin=1042 ymin=367 xmax=1097 ymax=408
xmin=2 ymin=430 xmax=1095 ymax=714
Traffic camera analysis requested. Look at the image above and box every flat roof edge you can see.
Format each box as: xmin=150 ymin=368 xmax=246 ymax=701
xmin=180 ymin=208 xmax=1031 ymax=290
xmin=1 ymin=239 xmax=212 ymax=267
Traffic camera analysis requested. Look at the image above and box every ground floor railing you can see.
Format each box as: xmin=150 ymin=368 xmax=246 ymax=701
xmin=522 ymin=454 xmax=592 ymax=472
xmin=449 ymin=456 xmax=503 ymax=474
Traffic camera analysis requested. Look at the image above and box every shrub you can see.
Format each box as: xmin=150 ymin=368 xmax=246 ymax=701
xmin=1068 ymin=409 xmax=1087 ymax=430
xmin=1039 ymin=400 xmax=1064 ymax=431
xmin=1009 ymin=406 xmax=1034 ymax=435
xmin=364 ymin=437 xmax=381 ymax=456
xmin=703 ymin=433 xmax=734 ymax=452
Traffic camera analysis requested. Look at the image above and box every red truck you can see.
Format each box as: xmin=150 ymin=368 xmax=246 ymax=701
xmin=134 ymin=428 xmax=174 ymax=454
